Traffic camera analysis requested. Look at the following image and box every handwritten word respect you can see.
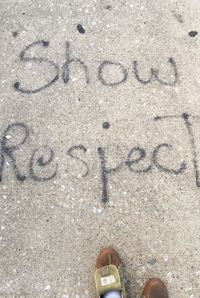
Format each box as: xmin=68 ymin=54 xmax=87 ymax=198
xmin=0 ymin=113 xmax=200 ymax=203
xmin=13 ymin=40 xmax=178 ymax=94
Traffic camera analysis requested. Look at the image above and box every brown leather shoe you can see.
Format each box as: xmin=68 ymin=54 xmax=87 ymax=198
xmin=95 ymin=247 xmax=126 ymax=297
xmin=96 ymin=247 xmax=121 ymax=269
xmin=142 ymin=278 xmax=168 ymax=298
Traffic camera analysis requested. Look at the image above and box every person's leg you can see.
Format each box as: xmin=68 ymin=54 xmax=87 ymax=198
xmin=94 ymin=247 xmax=168 ymax=298
xmin=94 ymin=247 xmax=125 ymax=297
xmin=142 ymin=278 xmax=168 ymax=298
xmin=103 ymin=291 xmax=121 ymax=298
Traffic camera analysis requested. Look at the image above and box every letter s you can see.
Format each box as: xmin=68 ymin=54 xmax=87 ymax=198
xmin=14 ymin=40 xmax=59 ymax=94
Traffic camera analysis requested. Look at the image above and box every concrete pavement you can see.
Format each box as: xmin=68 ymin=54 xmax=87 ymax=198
xmin=0 ymin=0 xmax=200 ymax=297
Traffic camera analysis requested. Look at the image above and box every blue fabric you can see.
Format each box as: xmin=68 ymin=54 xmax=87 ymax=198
xmin=103 ymin=291 xmax=121 ymax=298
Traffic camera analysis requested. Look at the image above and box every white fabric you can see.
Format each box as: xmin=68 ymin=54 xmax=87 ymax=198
xmin=103 ymin=291 xmax=121 ymax=298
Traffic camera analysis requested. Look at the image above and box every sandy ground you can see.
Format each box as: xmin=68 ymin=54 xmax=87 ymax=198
xmin=0 ymin=0 xmax=200 ymax=297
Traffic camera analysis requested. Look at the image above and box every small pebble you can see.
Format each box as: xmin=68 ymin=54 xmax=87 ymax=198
xmin=189 ymin=31 xmax=198 ymax=37
xmin=77 ymin=24 xmax=85 ymax=34
xmin=102 ymin=122 xmax=110 ymax=129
